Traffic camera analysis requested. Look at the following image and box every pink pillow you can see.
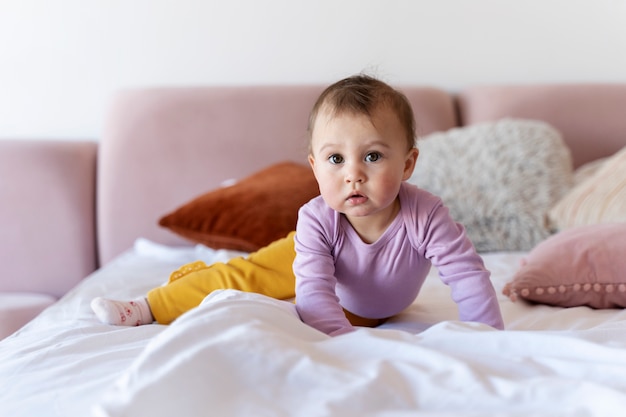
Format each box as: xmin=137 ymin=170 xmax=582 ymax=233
xmin=503 ymin=223 xmax=626 ymax=308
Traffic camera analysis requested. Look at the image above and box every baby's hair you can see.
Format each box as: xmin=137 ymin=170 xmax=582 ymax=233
xmin=307 ymin=74 xmax=416 ymax=151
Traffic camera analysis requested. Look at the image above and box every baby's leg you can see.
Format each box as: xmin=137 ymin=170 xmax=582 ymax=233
xmin=91 ymin=297 xmax=154 ymax=326
xmin=148 ymin=232 xmax=296 ymax=324
xmin=92 ymin=232 xmax=297 ymax=326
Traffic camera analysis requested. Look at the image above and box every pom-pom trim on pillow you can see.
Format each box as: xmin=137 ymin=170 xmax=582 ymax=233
xmin=159 ymin=161 xmax=319 ymax=252
xmin=503 ymin=223 xmax=626 ymax=309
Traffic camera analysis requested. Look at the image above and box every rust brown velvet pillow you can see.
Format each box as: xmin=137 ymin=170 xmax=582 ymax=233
xmin=159 ymin=162 xmax=319 ymax=252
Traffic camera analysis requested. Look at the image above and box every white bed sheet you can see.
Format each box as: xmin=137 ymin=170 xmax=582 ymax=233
xmin=1 ymin=239 xmax=625 ymax=417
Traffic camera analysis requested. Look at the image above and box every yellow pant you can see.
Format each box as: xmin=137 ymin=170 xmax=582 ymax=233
xmin=148 ymin=232 xmax=297 ymax=324
xmin=148 ymin=231 xmax=384 ymax=327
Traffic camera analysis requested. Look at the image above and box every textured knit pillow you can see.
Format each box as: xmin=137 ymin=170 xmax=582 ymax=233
xmin=548 ymin=145 xmax=626 ymax=231
xmin=502 ymin=223 xmax=626 ymax=308
xmin=159 ymin=162 xmax=319 ymax=252
xmin=409 ymin=119 xmax=573 ymax=252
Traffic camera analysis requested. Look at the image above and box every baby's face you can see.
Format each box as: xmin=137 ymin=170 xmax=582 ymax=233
xmin=308 ymin=104 xmax=418 ymax=228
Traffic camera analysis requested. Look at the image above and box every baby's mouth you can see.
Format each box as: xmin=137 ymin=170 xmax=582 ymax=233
xmin=346 ymin=192 xmax=367 ymax=204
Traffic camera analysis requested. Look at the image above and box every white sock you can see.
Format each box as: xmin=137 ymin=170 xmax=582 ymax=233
xmin=91 ymin=297 xmax=154 ymax=326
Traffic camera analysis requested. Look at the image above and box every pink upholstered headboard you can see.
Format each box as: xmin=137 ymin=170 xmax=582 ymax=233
xmin=457 ymin=84 xmax=626 ymax=168
xmin=0 ymin=140 xmax=97 ymax=297
xmin=97 ymin=83 xmax=626 ymax=266
xmin=97 ymin=86 xmax=457 ymax=265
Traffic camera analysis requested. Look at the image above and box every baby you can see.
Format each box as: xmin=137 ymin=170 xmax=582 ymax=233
xmin=92 ymin=74 xmax=504 ymax=335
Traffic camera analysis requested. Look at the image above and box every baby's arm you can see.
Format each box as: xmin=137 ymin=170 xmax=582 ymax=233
xmin=424 ymin=206 xmax=504 ymax=330
xmin=293 ymin=208 xmax=354 ymax=336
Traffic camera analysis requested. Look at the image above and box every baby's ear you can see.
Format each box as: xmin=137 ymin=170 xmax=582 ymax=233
xmin=402 ymin=148 xmax=419 ymax=180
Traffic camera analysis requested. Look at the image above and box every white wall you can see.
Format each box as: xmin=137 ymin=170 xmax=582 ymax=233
xmin=1 ymin=0 xmax=625 ymax=140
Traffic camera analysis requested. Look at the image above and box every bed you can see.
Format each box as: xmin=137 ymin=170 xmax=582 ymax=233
xmin=1 ymin=83 xmax=625 ymax=417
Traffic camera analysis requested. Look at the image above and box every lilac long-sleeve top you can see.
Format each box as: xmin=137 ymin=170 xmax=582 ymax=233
xmin=293 ymin=182 xmax=504 ymax=336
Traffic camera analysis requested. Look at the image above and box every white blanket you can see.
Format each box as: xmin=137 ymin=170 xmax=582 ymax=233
xmin=1 ymin=240 xmax=626 ymax=417
xmin=95 ymin=290 xmax=626 ymax=417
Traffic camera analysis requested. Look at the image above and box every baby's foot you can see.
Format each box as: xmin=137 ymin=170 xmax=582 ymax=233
xmin=91 ymin=297 xmax=154 ymax=326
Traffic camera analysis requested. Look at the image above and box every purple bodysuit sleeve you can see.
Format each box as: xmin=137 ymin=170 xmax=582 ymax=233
xmin=420 ymin=201 xmax=504 ymax=330
xmin=293 ymin=205 xmax=354 ymax=336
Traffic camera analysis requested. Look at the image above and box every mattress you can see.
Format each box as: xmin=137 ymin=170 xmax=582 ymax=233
xmin=1 ymin=240 xmax=626 ymax=416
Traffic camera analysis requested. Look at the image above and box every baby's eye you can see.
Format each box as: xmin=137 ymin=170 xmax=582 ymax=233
xmin=328 ymin=154 xmax=344 ymax=164
xmin=365 ymin=152 xmax=382 ymax=162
